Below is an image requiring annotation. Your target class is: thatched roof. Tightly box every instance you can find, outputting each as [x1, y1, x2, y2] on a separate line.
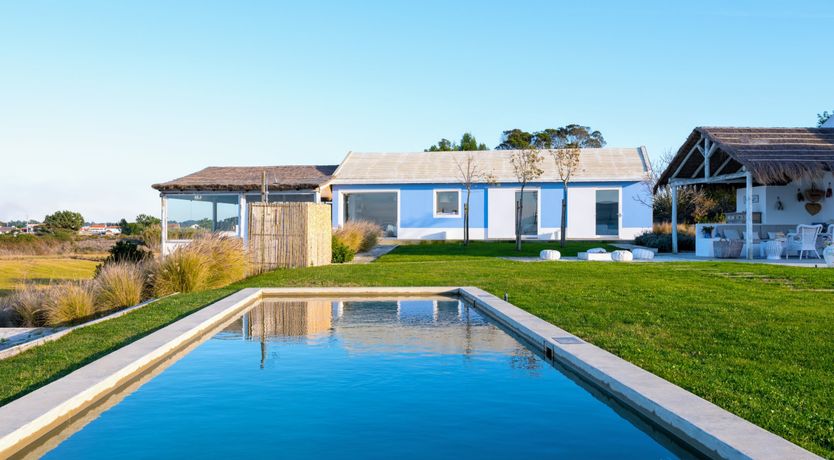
[152, 165, 338, 192]
[656, 127, 834, 191]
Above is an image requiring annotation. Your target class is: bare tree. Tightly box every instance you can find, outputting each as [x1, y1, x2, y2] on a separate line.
[510, 149, 544, 251]
[549, 147, 582, 248]
[454, 153, 495, 246]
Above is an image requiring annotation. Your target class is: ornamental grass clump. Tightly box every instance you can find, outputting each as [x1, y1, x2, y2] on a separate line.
[2, 284, 48, 327]
[152, 234, 246, 296]
[44, 282, 96, 326]
[94, 262, 145, 310]
[334, 220, 382, 253]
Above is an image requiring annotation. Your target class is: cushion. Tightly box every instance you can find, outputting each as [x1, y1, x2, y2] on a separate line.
[539, 249, 561, 261]
[723, 229, 740, 240]
[587, 247, 607, 254]
[632, 248, 655, 260]
[611, 250, 633, 262]
[768, 231, 786, 240]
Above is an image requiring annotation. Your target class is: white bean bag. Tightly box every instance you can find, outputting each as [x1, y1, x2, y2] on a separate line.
[540, 249, 561, 261]
[587, 247, 608, 254]
[632, 248, 655, 260]
[611, 250, 633, 262]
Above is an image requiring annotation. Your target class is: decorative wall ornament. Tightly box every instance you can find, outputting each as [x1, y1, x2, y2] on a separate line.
[797, 188, 805, 202]
[827, 183, 832, 198]
[805, 202, 822, 215]
[775, 196, 784, 210]
[805, 185, 825, 202]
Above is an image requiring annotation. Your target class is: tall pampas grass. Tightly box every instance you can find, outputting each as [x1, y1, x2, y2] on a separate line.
[2, 283, 48, 327]
[334, 220, 382, 253]
[44, 282, 96, 326]
[153, 234, 247, 296]
[94, 262, 145, 310]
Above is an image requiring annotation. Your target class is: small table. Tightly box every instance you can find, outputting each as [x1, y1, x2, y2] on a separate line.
[763, 240, 783, 260]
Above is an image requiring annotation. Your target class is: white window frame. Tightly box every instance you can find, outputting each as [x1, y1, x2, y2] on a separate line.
[433, 189, 462, 218]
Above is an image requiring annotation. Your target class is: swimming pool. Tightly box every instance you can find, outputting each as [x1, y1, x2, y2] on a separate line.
[27, 296, 696, 459]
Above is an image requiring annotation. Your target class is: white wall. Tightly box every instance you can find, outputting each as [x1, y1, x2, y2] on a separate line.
[736, 172, 834, 225]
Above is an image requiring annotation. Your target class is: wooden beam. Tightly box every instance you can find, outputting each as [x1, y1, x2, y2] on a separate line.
[670, 170, 748, 186]
[745, 172, 754, 260]
[671, 186, 678, 254]
[713, 155, 734, 177]
[690, 163, 705, 178]
[671, 140, 702, 179]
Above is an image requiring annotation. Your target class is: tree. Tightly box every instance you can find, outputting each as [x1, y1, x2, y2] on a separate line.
[819, 110, 833, 127]
[426, 132, 488, 152]
[496, 129, 534, 150]
[510, 149, 544, 251]
[136, 214, 161, 228]
[43, 210, 84, 231]
[549, 147, 582, 247]
[454, 153, 495, 246]
[534, 124, 606, 149]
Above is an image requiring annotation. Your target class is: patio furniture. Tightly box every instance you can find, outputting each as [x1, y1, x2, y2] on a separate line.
[540, 249, 561, 261]
[632, 248, 655, 260]
[611, 250, 633, 262]
[785, 224, 823, 259]
[713, 239, 744, 258]
[763, 240, 783, 260]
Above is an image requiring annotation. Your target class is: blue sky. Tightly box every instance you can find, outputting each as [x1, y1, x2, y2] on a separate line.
[1, 0, 832, 222]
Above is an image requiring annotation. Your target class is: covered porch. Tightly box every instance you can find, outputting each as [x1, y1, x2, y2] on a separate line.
[656, 127, 834, 260]
[152, 165, 337, 255]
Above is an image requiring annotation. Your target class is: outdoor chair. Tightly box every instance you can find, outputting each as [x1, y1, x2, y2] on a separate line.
[785, 224, 823, 259]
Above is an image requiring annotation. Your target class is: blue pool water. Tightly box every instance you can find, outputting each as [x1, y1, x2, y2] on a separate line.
[41, 298, 691, 459]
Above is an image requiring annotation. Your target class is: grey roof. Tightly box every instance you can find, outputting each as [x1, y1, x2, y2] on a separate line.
[152, 165, 338, 192]
[331, 148, 651, 184]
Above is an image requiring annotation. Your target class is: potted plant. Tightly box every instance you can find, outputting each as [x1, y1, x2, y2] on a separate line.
[701, 226, 714, 238]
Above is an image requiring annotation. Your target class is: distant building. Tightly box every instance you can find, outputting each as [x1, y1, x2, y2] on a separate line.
[0, 226, 15, 235]
[79, 224, 122, 236]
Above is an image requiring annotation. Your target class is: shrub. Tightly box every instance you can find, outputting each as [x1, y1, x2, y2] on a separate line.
[331, 235, 355, 263]
[43, 210, 84, 231]
[334, 220, 382, 253]
[44, 282, 96, 326]
[152, 234, 246, 296]
[635, 230, 695, 252]
[1, 284, 48, 327]
[106, 240, 152, 264]
[140, 224, 162, 253]
[94, 262, 145, 310]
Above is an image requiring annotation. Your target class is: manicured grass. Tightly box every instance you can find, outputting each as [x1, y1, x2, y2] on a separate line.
[0, 257, 100, 296]
[1, 245, 833, 456]
[382, 240, 618, 261]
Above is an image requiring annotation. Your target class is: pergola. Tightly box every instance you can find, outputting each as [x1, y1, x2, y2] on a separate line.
[655, 127, 834, 258]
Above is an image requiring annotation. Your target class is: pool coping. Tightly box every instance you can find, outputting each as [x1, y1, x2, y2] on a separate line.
[0, 286, 820, 459]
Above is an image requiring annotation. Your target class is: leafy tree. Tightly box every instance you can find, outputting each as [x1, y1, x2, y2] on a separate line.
[454, 153, 495, 246]
[534, 124, 606, 148]
[136, 214, 161, 228]
[818, 110, 833, 127]
[44, 210, 84, 231]
[120, 214, 162, 235]
[496, 129, 534, 150]
[550, 147, 583, 247]
[426, 132, 488, 152]
[510, 149, 544, 251]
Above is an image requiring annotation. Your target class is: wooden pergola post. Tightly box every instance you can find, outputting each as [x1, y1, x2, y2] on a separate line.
[671, 184, 678, 254]
[160, 194, 168, 257]
[745, 171, 753, 260]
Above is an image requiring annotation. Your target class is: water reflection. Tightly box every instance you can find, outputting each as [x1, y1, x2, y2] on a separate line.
[219, 297, 528, 365]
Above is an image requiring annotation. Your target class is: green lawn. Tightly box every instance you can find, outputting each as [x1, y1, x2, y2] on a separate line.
[379, 240, 618, 261]
[1, 244, 833, 456]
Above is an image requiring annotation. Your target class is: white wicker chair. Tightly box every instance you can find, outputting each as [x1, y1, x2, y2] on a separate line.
[786, 224, 823, 259]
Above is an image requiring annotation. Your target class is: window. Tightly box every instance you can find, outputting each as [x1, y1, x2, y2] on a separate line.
[515, 190, 538, 236]
[166, 193, 240, 240]
[344, 192, 398, 237]
[434, 190, 460, 217]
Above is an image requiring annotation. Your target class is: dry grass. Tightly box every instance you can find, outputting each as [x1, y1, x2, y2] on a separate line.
[44, 282, 96, 326]
[152, 234, 247, 296]
[334, 220, 382, 253]
[1, 283, 48, 327]
[94, 262, 145, 310]
[652, 222, 696, 237]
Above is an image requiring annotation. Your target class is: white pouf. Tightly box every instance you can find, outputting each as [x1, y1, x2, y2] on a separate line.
[540, 249, 561, 261]
[587, 247, 607, 254]
[611, 250, 633, 262]
[632, 248, 655, 260]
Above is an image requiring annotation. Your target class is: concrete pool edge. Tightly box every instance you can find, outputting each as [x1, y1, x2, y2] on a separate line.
[457, 286, 819, 460]
[0, 286, 819, 460]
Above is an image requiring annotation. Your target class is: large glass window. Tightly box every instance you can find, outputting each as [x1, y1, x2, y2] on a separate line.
[515, 190, 538, 236]
[435, 190, 460, 217]
[595, 189, 619, 236]
[344, 192, 398, 237]
[166, 194, 240, 240]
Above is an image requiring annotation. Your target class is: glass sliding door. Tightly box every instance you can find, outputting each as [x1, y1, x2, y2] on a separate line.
[595, 189, 619, 236]
[514, 190, 538, 236]
[344, 192, 398, 237]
